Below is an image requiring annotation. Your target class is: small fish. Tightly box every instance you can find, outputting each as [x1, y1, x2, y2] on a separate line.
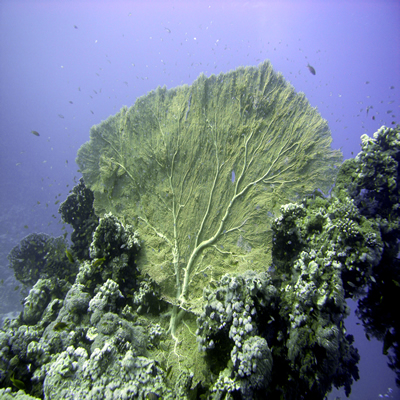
[306, 63, 316, 75]
[14, 285, 20, 291]
[54, 322, 69, 331]
[74, 25, 78, 29]
[90, 110, 94, 114]
[24, 225, 29, 229]
[10, 373, 25, 390]
[93, 257, 106, 267]
[307, 64, 316, 75]
[31, 130, 40, 136]
[65, 249, 75, 263]
[58, 114, 64, 118]
[372, 116, 375, 120]
[55, 200, 60, 205]
[69, 101, 73, 104]
[164, 27, 171, 33]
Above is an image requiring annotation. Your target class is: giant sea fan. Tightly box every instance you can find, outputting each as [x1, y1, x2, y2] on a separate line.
[76, 61, 342, 337]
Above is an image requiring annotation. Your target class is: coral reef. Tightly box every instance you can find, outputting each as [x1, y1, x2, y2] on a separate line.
[7, 233, 77, 287]
[0, 212, 176, 399]
[75, 212, 141, 301]
[196, 271, 276, 399]
[195, 263, 359, 399]
[270, 198, 364, 397]
[2, 55, 398, 399]
[336, 125, 400, 386]
[58, 178, 99, 260]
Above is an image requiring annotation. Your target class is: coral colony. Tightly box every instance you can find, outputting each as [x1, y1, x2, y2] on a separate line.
[1, 62, 399, 399]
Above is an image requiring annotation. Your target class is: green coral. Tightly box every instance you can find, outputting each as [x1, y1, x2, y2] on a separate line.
[76, 61, 342, 342]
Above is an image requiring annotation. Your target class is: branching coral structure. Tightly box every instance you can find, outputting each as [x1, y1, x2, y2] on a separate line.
[76, 61, 342, 342]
